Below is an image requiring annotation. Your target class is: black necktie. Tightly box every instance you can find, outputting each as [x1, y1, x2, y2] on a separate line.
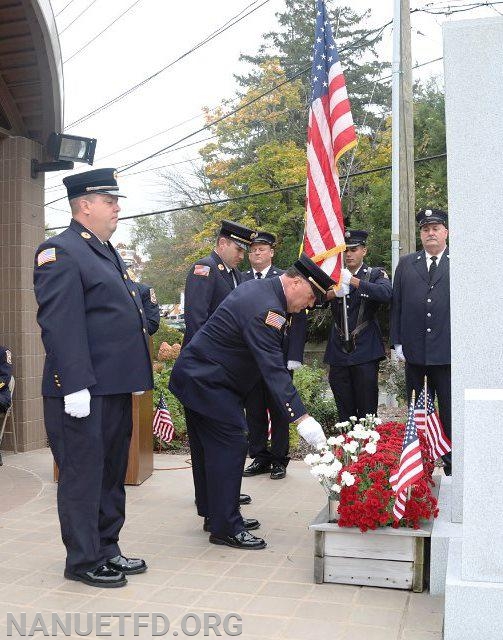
[255, 272, 262, 279]
[429, 255, 438, 282]
[229, 269, 237, 288]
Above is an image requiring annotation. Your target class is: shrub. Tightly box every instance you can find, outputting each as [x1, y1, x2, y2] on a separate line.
[293, 361, 338, 431]
[153, 319, 184, 354]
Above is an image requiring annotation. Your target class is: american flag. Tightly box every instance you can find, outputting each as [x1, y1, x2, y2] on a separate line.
[390, 400, 424, 521]
[153, 393, 174, 444]
[414, 388, 451, 460]
[303, 0, 357, 281]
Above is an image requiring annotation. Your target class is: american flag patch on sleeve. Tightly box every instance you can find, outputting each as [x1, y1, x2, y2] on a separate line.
[194, 264, 210, 276]
[37, 248, 56, 266]
[264, 310, 286, 330]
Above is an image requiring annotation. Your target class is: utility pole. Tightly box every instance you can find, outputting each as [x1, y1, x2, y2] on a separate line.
[391, 0, 416, 277]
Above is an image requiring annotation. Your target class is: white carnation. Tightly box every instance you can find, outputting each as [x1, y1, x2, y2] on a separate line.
[329, 459, 343, 474]
[365, 442, 377, 454]
[349, 416, 357, 422]
[326, 436, 337, 446]
[341, 471, 356, 487]
[330, 483, 341, 493]
[369, 430, 381, 441]
[320, 451, 335, 464]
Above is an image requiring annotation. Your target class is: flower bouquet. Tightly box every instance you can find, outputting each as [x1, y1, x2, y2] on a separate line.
[305, 415, 438, 532]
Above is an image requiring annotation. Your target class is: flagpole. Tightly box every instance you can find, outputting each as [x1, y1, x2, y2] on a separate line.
[340, 253, 352, 351]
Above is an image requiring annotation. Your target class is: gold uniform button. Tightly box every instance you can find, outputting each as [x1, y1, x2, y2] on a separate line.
[142, 328, 146, 334]
[123, 274, 128, 279]
[139, 309, 143, 314]
[131, 290, 136, 297]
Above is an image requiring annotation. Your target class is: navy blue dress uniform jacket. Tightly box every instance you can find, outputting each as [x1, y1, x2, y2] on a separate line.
[34, 219, 154, 397]
[137, 283, 161, 335]
[324, 264, 392, 367]
[390, 249, 450, 365]
[169, 278, 307, 425]
[182, 250, 243, 347]
[242, 266, 307, 363]
[0, 346, 12, 410]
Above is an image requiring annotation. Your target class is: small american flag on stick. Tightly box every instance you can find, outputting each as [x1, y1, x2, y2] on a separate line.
[390, 395, 424, 521]
[153, 393, 174, 444]
[303, 0, 357, 282]
[414, 387, 451, 461]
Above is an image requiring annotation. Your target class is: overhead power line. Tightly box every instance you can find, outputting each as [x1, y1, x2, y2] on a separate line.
[56, 0, 78, 18]
[45, 153, 446, 231]
[59, 0, 99, 35]
[65, 0, 272, 129]
[63, 0, 144, 64]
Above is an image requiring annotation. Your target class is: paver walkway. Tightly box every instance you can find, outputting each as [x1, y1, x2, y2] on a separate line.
[0, 450, 444, 639]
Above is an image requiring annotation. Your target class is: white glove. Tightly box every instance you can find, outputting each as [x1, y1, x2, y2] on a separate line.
[335, 283, 350, 298]
[132, 391, 145, 395]
[287, 360, 302, 371]
[297, 416, 327, 448]
[64, 388, 91, 418]
[340, 268, 352, 286]
[394, 344, 406, 362]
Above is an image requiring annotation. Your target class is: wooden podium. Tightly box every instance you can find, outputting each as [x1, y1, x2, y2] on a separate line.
[53, 391, 154, 485]
[125, 391, 154, 485]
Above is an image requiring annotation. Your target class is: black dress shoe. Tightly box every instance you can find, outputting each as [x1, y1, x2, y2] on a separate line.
[270, 463, 286, 480]
[209, 530, 267, 550]
[203, 517, 260, 532]
[239, 493, 252, 505]
[243, 460, 271, 477]
[107, 555, 147, 575]
[64, 564, 127, 588]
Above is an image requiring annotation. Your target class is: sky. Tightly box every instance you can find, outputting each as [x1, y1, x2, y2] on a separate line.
[45, 0, 501, 244]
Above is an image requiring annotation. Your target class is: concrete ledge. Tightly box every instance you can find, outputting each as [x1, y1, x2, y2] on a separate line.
[445, 538, 503, 640]
[430, 476, 463, 595]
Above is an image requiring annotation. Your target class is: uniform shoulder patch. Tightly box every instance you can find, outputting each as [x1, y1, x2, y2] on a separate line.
[264, 310, 286, 330]
[5, 349, 11, 364]
[194, 264, 210, 277]
[37, 248, 56, 267]
[150, 288, 157, 304]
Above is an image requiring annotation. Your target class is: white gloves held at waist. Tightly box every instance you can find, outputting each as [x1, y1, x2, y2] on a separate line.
[287, 360, 302, 371]
[297, 416, 327, 448]
[393, 344, 406, 362]
[64, 388, 91, 418]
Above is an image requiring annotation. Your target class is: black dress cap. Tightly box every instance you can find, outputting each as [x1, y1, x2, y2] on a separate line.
[294, 253, 336, 300]
[251, 231, 276, 247]
[416, 208, 448, 228]
[63, 168, 126, 200]
[344, 229, 368, 247]
[219, 220, 257, 250]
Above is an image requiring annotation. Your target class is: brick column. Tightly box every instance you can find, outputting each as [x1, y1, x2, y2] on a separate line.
[0, 136, 46, 451]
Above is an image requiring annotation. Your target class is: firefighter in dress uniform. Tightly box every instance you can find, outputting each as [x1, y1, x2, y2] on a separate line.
[34, 169, 153, 587]
[169, 254, 332, 549]
[324, 229, 392, 421]
[241, 231, 308, 480]
[390, 208, 451, 475]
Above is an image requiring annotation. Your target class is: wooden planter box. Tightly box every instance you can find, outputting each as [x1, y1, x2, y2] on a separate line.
[309, 482, 438, 592]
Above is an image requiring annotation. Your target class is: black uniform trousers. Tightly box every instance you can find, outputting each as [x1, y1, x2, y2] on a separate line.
[246, 378, 290, 467]
[44, 394, 132, 573]
[328, 360, 379, 422]
[405, 363, 452, 471]
[185, 407, 247, 537]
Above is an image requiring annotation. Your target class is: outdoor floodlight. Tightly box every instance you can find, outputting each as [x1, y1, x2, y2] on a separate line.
[31, 132, 97, 179]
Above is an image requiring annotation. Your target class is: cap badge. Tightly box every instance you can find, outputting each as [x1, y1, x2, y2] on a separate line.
[250, 232, 258, 239]
[425, 210, 432, 217]
[345, 230, 351, 238]
[113, 170, 118, 180]
[81, 232, 91, 239]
